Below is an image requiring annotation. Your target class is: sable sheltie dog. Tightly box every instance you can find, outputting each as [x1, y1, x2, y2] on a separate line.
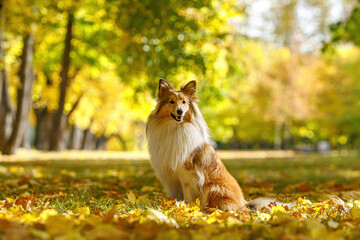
[146, 79, 248, 211]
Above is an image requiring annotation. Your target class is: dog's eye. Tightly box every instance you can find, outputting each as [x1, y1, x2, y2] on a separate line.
[182, 100, 186, 104]
[169, 100, 175, 104]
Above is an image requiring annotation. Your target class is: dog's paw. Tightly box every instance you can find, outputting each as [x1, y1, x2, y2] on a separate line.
[240, 206, 251, 214]
[184, 161, 193, 170]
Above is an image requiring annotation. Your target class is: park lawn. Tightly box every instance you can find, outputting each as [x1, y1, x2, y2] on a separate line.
[0, 153, 360, 239]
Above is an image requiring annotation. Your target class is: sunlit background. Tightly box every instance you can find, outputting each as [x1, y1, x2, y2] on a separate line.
[0, 0, 359, 154]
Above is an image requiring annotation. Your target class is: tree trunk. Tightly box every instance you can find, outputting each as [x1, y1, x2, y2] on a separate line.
[68, 125, 84, 149]
[0, 69, 2, 105]
[82, 128, 97, 150]
[96, 136, 107, 150]
[3, 34, 35, 154]
[0, 0, 3, 106]
[117, 134, 128, 151]
[283, 119, 291, 150]
[274, 121, 282, 150]
[34, 107, 54, 150]
[21, 120, 31, 149]
[0, 1, 13, 152]
[0, 70, 13, 151]
[50, 13, 73, 151]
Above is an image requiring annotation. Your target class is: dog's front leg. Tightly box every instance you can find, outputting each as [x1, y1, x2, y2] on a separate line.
[184, 148, 198, 171]
[164, 178, 184, 201]
[180, 180, 194, 203]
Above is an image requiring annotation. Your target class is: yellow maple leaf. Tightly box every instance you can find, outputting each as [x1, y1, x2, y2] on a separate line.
[145, 208, 178, 227]
[125, 191, 137, 205]
[140, 186, 156, 192]
[129, 209, 142, 216]
[39, 209, 58, 221]
[270, 205, 287, 215]
[350, 206, 360, 219]
[74, 206, 90, 215]
[257, 210, 271, 221]
[206, 211, 221, 224]
[296, 198, 312, 206]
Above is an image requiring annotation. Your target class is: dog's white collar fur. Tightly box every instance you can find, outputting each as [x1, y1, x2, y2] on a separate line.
[147, 103, 209, 171]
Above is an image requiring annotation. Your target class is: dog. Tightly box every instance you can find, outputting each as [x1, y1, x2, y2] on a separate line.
[146, 79, 248, 211]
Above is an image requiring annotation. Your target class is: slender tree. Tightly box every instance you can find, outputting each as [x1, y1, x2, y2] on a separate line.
[3, 34, 35, 154]
[50, 12, 73, 151]
[0, 1, 13, 152]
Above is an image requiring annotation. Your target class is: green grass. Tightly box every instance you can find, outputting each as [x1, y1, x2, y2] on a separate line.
[1, 154, 360, 239]
[1, 155, 360, 210]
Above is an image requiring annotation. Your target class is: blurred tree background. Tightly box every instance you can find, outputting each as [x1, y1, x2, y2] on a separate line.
[0, 0, 359, 154]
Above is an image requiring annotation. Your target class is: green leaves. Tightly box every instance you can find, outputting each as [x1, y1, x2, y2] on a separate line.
[327, 5, 360, 48]
[3, 0, 360, 151]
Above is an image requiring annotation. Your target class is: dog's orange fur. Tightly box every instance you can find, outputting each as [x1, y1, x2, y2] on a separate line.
[184, 143, 248, 211]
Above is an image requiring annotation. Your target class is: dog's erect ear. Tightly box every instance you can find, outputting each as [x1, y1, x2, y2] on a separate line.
[158, 78, 173, 99]
[181, 80, 197, 100]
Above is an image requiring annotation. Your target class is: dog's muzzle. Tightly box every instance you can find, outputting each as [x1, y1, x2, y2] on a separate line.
[171, 113, 183, 122]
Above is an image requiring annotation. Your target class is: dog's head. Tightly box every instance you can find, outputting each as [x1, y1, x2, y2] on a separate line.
[156, 78, 198, 123]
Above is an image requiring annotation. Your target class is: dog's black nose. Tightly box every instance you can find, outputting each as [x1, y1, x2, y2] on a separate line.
[177, 109, 183, 115]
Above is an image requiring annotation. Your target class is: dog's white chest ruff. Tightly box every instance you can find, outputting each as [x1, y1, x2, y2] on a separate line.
[147, 121, 207, 172]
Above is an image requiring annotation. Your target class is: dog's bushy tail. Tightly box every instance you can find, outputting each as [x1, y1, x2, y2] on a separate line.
[246, 198, 294, 211]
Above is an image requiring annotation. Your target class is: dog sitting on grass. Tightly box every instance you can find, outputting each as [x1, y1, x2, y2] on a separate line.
[146, 79, 249, 211]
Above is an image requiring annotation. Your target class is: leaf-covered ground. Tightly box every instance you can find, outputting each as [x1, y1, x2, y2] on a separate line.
[1, 153, 360, 239]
